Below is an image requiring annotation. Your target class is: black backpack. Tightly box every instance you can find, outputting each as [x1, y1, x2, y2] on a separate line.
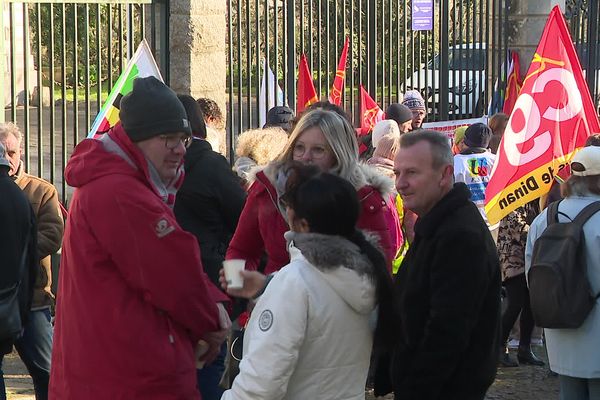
[528, 200, 600, 329]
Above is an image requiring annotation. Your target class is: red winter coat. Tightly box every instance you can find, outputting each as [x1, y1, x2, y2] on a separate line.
[49, 126, 227, 400]
[226, 164, 395, 274]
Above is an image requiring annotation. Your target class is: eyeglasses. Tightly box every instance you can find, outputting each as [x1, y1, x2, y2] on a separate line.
[160, 134, 192, 149]
[292, 143, 330, 160]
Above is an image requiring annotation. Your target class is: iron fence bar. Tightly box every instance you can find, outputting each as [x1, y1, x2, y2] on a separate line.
[586, 0, 599, 102]
[387, 0, 392, 106]
[439, 0, 449, 119]
[84, 4, 90, 134]
[36, 3, 43, 177]
[128, 3, 134, 58]
[344, 0, 355, 117]
[286, 0, 296, 109]
[23, 3, 31, 171]
[150, 2, 156, 53]
[457, 0, 463, 117]
[108, 4, 113, 89]
[471, 0, 477, 114]
[309, 0, 313, 74]
[490, 0, 496, 114]
[49, 3, 56, 187]
[357, 0, 362, 107]
[255, 0, 260, 125]
[325, 0, 330, 99]
[264, 0, 269, 117]
[61, 3, 67, 200]
[10, 5, 17, 122]
[227, 0, 234, 162]
[282, 0, 288, 103]
[140, 4, 145, 41]
[237, 0, 243, 133]
[367, 0, 375, 98]
[96, 3, 101, 114]
[246, 0, 251, 128]
[273, 0, 278, 105]
[118, 4, 124, 70]
[73, 4, 79, 144]
[317, 0, 322, 96]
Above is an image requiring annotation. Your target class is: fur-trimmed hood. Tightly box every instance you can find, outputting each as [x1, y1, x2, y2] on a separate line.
[250, 161, 394, 199]
[284, 231, 377, 314]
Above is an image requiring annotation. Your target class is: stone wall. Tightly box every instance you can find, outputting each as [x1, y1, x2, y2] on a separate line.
[169, 0, 227, 120]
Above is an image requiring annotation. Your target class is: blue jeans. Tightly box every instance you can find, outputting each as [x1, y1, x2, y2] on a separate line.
[559, 375, 600, 400]
[0, 309, 53, 400]
[197, 342, 227, 400]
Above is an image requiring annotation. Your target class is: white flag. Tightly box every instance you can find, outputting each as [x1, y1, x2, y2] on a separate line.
[258, 59, 284, 127]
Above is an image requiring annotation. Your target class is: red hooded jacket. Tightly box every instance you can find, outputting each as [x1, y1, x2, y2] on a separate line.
[226, 165, 395, 274]
[49, 126, 227, 400]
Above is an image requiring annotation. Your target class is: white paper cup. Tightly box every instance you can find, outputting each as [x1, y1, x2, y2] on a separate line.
[223, 259, 245, 289]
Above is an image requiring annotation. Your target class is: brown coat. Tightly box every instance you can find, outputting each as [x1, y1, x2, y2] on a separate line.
[14, 163, 64, 308]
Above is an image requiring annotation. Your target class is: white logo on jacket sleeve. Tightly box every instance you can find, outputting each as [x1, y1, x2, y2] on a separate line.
[258, 310, 273, 331]
[155, 218, 175, 238]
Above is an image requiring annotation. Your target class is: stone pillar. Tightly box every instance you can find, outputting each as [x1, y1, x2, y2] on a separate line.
[169, 0, 227, 119]
[507, 0, 565, 76]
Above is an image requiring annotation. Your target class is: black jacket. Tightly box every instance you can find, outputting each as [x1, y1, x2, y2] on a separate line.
[0, 167, 37, 354]
[375, 183, 501, 400]
[174, 139, 246, 286]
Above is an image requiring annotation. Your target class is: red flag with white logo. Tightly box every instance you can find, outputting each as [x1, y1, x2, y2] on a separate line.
[359, 85, 383, 133]
[329, 37, 349, 106]
[485, 6, 600, 225]
[297, 54, 318, 114]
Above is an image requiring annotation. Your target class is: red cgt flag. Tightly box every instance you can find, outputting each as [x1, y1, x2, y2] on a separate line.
[502, 51, 523, 115]
[297, 54, 319, 114]
[328, 37, 349, 106]
[485, 6, 600, 225]
[359, 85, 383, 134]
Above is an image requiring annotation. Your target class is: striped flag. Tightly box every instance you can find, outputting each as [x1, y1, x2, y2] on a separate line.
[296, 54, 318, 114]
[328, 37, 349, 106]
[88, 40, 163, 138]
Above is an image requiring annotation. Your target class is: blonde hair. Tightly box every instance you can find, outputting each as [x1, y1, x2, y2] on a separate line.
[272, 109, 366, 188]
[373, 134, 400, 161]
[0, 122, 22, 146]
[235, 127, 288, 166]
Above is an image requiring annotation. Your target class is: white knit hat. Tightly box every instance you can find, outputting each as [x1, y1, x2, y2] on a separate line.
[372, 120, 400, 149]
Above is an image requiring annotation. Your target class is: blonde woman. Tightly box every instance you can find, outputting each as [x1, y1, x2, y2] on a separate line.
[226, 109, 395, 274]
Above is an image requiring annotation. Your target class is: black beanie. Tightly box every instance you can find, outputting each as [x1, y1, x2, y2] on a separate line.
[463, 123, 493, 148]
[119, 76, 191, 142]
[385, 103, 413, 125]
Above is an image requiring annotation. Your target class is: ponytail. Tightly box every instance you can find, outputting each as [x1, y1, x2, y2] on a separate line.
[348, 230, 397, 348]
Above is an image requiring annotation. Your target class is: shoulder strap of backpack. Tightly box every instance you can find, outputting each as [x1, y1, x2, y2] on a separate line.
[546, 200, 561, 226]
[572, 201, 600, 229]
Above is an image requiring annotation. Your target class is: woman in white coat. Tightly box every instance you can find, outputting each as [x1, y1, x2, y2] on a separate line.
[220, 164, 396, 400]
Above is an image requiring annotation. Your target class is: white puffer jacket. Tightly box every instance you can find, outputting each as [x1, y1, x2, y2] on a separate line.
[221, 231, 377, 400]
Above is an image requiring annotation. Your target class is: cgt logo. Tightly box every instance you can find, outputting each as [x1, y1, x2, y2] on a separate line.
[502, 67, 582, 168]
[468, 157, 492, 177]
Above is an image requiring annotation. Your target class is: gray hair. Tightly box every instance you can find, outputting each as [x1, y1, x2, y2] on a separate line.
[273, 109, 366, 188]
[563, 175, 600, 197]
[0, 122, 22, 146]
[399, 129, 453, 169]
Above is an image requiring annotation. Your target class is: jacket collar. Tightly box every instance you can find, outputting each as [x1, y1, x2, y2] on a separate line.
[284, 231, 375, 278]
[414, 182, 472, 238]
[101, 125, 184, 207]
[13, 160, 25, 183]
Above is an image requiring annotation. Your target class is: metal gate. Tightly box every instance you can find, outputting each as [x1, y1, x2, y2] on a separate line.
[226, 0, 600, 140]
[226, 0, 497, 140]
[1, 0, 169, 203]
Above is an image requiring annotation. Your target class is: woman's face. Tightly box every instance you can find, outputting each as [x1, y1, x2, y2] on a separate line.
[291, 127, 337, 171]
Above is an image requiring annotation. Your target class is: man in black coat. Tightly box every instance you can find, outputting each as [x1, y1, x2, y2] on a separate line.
[0, 143, 37, 359]
[375, 130, 501, 400]
[174, 95, 246, 400]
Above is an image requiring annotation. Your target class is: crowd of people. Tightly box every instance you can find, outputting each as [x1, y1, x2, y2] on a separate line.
[1, 76, 599, 400]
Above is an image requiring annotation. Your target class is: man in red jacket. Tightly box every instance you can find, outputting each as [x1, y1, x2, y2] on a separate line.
[49, 77, 230, 400]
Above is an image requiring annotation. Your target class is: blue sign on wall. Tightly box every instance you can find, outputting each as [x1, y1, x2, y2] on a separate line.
[412, 0, 434, 31]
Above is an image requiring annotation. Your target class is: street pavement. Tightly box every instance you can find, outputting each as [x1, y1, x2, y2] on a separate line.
[4, 347, 558, 399]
